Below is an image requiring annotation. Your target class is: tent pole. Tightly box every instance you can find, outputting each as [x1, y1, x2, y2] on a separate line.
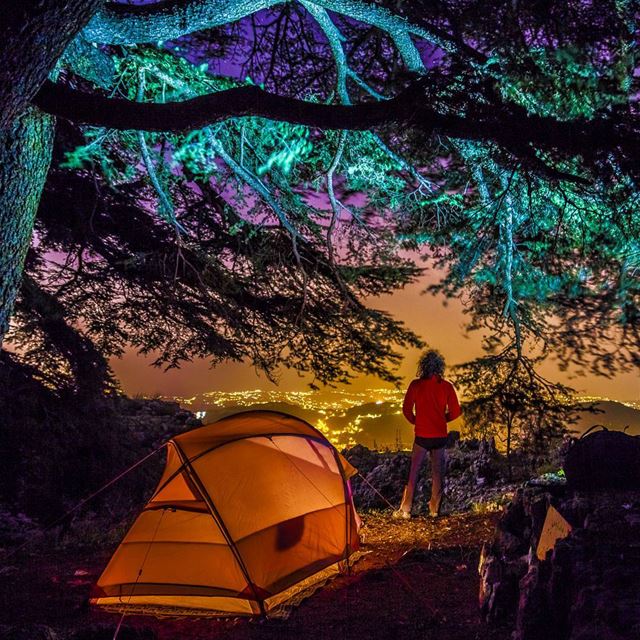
[172, 441, 267, 618]
[330, 448, 353, 575]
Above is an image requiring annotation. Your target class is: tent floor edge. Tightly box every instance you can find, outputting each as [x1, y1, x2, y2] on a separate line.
[90, 595, 259, 618]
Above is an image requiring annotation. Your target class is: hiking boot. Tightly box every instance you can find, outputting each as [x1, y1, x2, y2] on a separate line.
[392, 509, 411, 520]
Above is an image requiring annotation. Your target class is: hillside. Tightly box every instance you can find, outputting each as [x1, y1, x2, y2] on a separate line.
[574, 401, 640, 435]
[187, 391, 639, 448]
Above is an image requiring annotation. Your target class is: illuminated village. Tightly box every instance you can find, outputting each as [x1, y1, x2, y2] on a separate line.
[161, 389, 640, 449]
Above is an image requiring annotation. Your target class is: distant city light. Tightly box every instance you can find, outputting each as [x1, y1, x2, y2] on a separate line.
[158, 388, 407, 448]
[153, 390, 637, 450]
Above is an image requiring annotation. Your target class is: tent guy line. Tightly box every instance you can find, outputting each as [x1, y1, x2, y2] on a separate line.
[1, 444, 167, 561]
[112, 509, 167, 640]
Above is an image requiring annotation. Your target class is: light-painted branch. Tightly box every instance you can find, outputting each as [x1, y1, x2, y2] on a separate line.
[210, 134, 300, 241]
[326, 130, 347, 261]
[302, 4, 376, 243]
[84, 0, 283, 45]
[372, 133, 434, 194]
[500, 183, 522, 358]
[303, 3, 433, 220]
[143, 65, 304, 259]
[136, 68, 187, 234]
[305, 7, 428, 178]
[471, 158, 523, 359]
[325, 130, 361, 303]
[84, 0, 440, 73]
[300, 2, 351, 104]
[346, 69, 385, 100]
[303, 6, 433, 195]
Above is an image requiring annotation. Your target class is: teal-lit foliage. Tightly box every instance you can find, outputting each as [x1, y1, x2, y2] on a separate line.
[65, 46, 423, 221]
[61, 43, 434, 303]
[15, 0, 639, 397]
[495, 45, 633, 120]
[255, 124, 313, 176]
[26, 38, 432, 387]
[407, 139, 640, 377]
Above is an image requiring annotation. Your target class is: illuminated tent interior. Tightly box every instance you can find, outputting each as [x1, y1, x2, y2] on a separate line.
[91, 410, 361, 617]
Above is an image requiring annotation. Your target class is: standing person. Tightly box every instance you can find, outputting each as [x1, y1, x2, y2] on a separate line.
[393, 350, 461, 519]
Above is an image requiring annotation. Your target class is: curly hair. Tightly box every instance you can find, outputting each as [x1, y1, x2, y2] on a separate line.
[417, 349, 445, 379]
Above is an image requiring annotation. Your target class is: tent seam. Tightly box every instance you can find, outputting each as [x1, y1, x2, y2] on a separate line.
[172, 440, 267, 617]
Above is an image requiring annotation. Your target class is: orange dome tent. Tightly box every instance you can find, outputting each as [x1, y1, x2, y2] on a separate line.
[91, 410, 360, 618]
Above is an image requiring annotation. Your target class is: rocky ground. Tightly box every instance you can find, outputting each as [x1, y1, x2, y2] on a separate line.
[0, 425, 528, 640]
[479, 482, 640, 640]
[10, 396, 627, 640]
[1, 409, 527, 549]
[347, 437, 521, 515]
[0, 396, 200, 549]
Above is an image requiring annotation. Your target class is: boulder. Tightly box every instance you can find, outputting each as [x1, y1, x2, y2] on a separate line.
[563, 428, 640, 491]
[356, 453, 411, 510]
[347, 441, 518, 514]
[480, 488, 640, 640]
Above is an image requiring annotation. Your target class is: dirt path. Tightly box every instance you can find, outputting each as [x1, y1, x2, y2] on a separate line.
[2, 512, 513, 639]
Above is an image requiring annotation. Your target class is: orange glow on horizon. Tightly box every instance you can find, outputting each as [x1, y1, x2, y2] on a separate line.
[111, 268, 639, 403]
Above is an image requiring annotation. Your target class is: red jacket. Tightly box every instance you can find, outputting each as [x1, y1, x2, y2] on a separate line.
[402, 376, 461, 438]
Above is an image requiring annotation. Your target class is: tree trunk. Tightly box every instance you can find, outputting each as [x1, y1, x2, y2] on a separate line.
[0, 108, 55, 346]
[0, 2, 104, 130]
[0, 2, 104, 345]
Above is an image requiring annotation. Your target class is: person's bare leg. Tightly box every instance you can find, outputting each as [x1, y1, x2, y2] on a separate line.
[429, 448, 446, 515]
[399, 443, 427, 513]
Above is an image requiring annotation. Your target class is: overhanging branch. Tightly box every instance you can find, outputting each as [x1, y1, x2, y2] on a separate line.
[84, 0, 450, 62]
[33, 78, 426, 131]
[33, 79, 630, 184]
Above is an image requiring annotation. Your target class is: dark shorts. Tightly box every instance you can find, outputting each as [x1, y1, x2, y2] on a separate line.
[414, 436, 448, 450]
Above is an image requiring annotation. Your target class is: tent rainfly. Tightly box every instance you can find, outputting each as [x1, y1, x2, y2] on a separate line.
[91, 410, 360, 617]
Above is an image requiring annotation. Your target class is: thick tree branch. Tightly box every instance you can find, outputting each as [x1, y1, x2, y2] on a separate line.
[301, 2, 352, 103]
[33, 79, 630, 182]
[84, 0, 282, 44]
[34, 78, 422, 131]
[84, 0, 448, 66]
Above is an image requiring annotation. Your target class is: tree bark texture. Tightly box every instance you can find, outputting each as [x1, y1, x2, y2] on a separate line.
[0, 1, 104, 130]
[0, 108, 55, 346]
[0, 2, 103, 344]
[84, 0, 282, 44]
[83, 0, 440, 64]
